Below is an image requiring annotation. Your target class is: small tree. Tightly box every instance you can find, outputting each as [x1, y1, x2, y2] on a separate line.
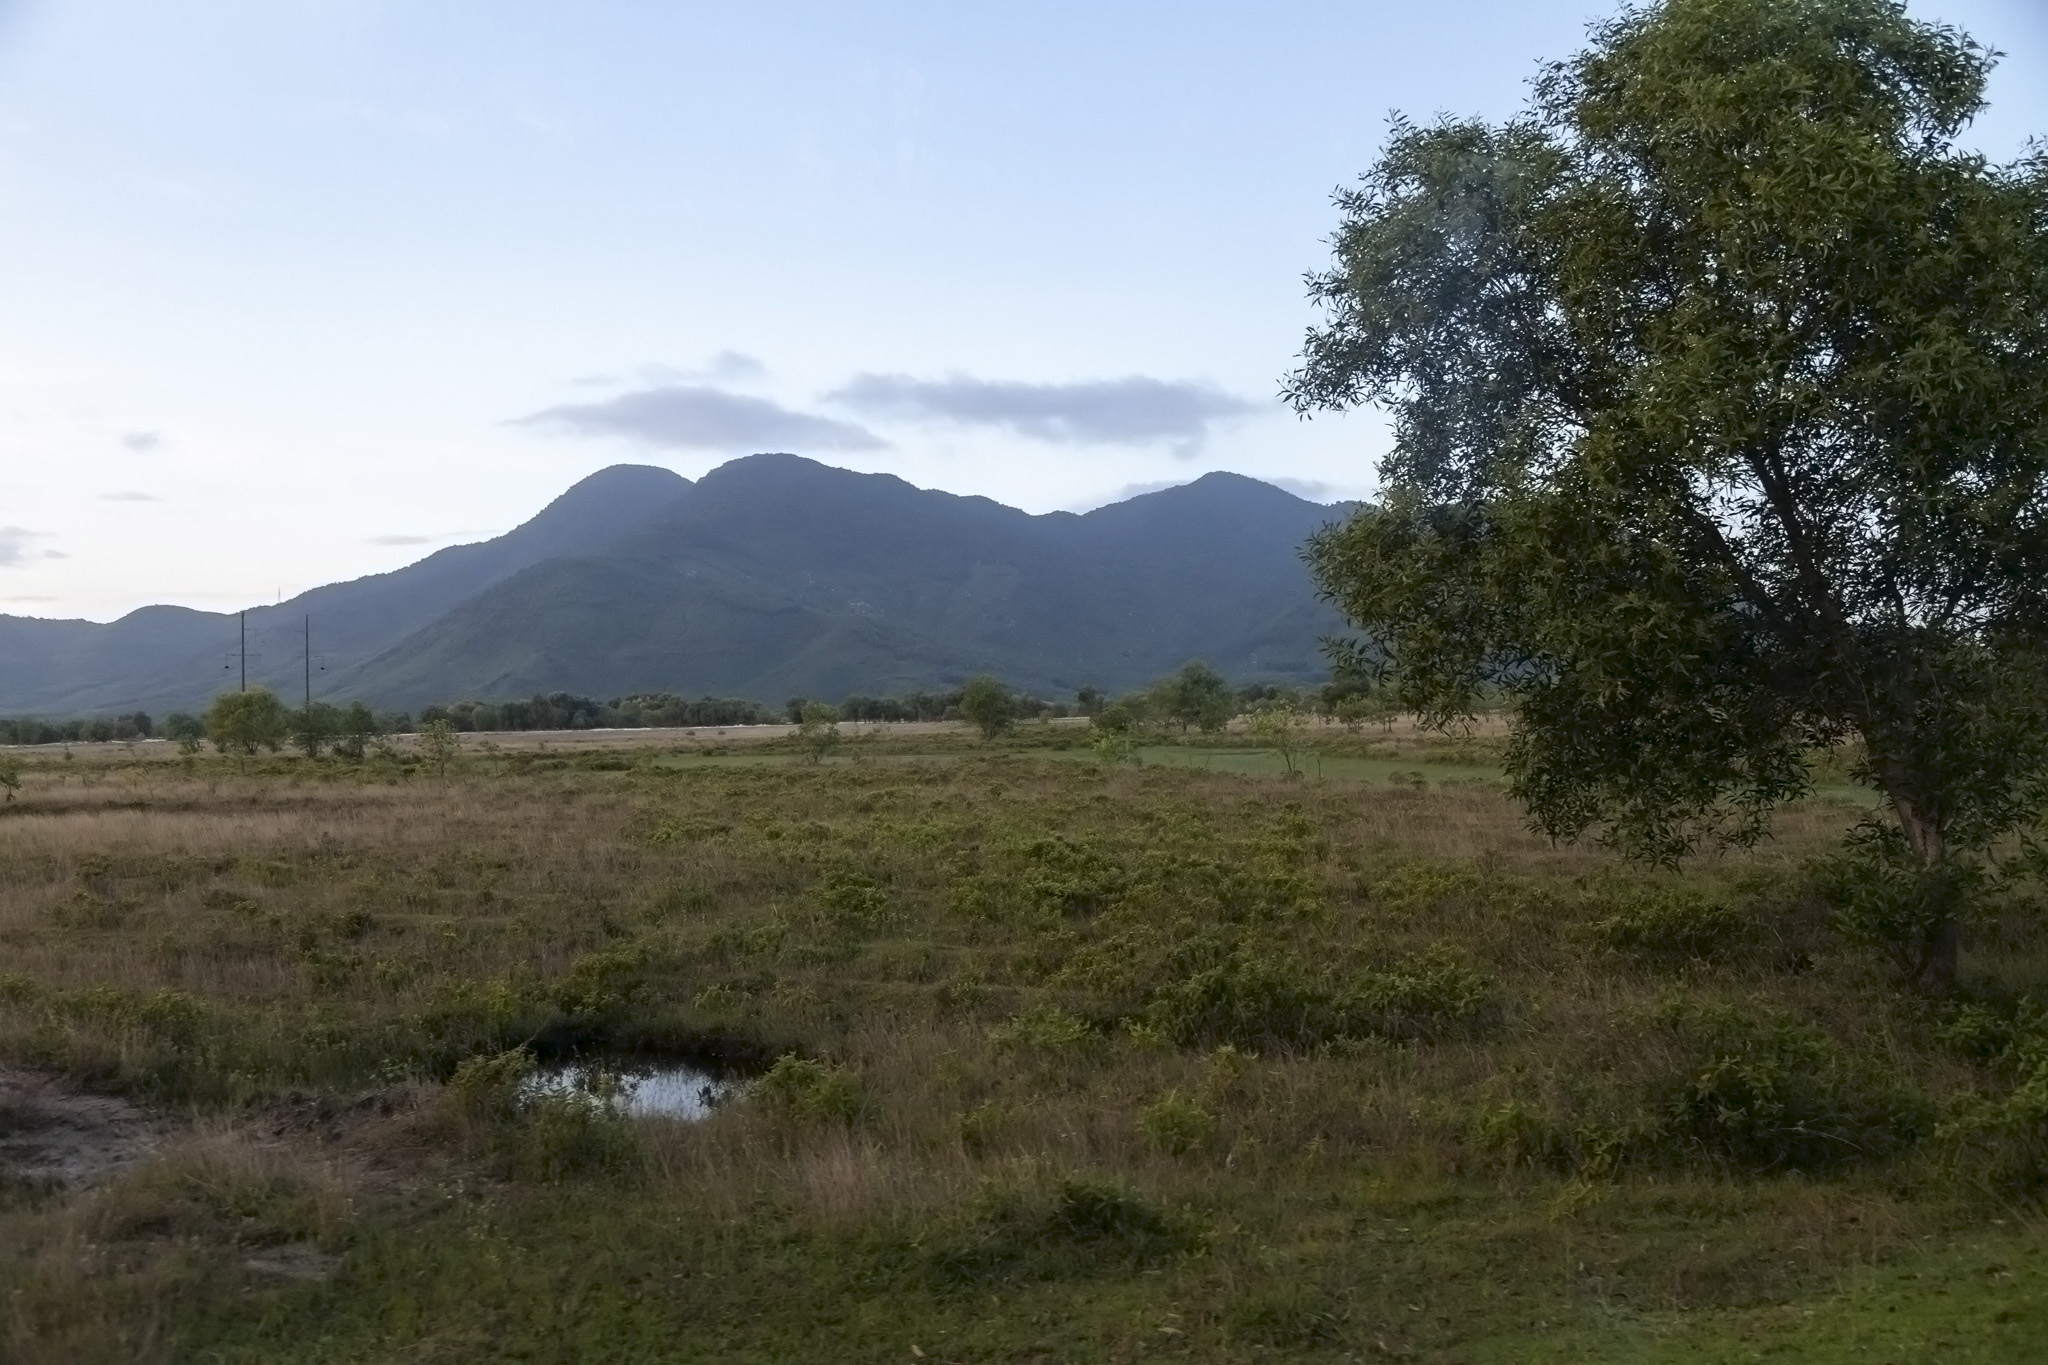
[1150, 662, 1235, 734]
[417, 718, 461, 779]
[332, 701, 378, 760]
[958, 675, 1015, 739]
[0, 755, 19, 802]
[162, 712, 206, 756]
[290, 701, 341, 759]
[1248, 699, 1308, 777]
[206, 689, 289, 757]
[796, 702, 841, 764]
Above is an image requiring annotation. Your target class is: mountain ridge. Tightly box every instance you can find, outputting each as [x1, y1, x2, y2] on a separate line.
[2, 456, 1350, 714]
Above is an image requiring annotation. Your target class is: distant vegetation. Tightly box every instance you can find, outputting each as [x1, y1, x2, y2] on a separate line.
[1, 668, 1388, 750]
[0, 712, 157, 745]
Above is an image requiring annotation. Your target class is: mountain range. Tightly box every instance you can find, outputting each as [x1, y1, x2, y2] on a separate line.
[0, 454, 1351, 716]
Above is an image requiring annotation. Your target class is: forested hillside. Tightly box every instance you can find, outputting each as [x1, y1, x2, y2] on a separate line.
[0, 456, 1344, 715]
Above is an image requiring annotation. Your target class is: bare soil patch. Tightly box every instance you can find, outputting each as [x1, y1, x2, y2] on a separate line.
[0, 1066, 164, 1190]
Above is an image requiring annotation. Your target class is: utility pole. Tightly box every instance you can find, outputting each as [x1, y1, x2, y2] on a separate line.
[304, 615, 311, 711]
[224, 613, 262, 691]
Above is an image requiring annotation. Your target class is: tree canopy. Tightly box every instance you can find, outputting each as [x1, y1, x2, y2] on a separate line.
[206, 689, 290, 757]
[1289, 0, 2048, 987]
[958, 676, 1016, 739]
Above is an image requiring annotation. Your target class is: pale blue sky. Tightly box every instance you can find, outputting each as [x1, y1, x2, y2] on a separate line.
[2, 0, 2042, 620]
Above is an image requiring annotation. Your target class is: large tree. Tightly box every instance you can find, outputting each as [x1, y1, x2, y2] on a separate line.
[1288, 0, 2048, 988]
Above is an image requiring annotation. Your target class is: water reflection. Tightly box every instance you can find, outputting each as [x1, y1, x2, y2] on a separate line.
[521, 1059, 741, 1120]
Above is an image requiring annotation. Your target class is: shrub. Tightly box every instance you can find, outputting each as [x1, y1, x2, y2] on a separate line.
[516, 1091, 642, 1182]
[1046, 1176, 1193, 1252]
[445, 1046, 535, 1124]
[1590, 888, 1761, 964]
[1475, 1001, 1928, 1176]
[816, 870, 892, 929]
[1658, 1002, 1927, 1172]
[989, 1005, 1098, 1052]
[1137, 1090, 1216, 1155]
[1816, 823, 1986, 984]
[1934, 999, 2048, 1192]
[927, 1176, 1207, 1285]
[754, 1053, 865, 1123]
[1141, 948, 1489, 1051]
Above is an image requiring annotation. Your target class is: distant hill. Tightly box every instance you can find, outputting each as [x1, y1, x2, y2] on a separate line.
[0, 455, 1350, 715]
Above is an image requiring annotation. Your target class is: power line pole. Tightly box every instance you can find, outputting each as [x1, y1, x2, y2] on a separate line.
[304, 615, 311, 711]
[240, 611, 247, 693]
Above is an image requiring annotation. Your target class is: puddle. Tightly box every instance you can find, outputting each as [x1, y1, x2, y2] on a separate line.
[520, 1059, 742, 1120]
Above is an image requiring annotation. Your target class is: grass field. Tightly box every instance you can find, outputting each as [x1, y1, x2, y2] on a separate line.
[1, 724, 2041, 1361]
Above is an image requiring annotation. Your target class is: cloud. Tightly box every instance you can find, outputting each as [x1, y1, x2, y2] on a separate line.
[368, 533, 440, 546]
[519, 385, 886, 453]
[573, 352, 767, 390]
[101, 490, 161, 502]
[826, 373, 1259, 452]
[1108, 479, 1189, 501]
[1266, 477, 1332, 501]
[0, 526, 48, 568]
[121, 431, 163, 453]
[700, 350, 765, 381]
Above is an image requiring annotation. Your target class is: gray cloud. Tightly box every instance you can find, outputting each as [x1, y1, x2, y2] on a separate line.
[0, 526, 47, 568]
[101, 490, 162, 502]
[520, 385, 885, 453]
[826, 373, 1258, 452]
[700, 350, 765, 381]
[121, 431, 163, 453]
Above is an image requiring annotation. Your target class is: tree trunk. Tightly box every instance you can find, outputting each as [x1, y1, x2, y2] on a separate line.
[1879, 768, 1958, 992]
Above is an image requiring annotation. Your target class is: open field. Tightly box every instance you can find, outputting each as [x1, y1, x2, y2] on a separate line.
[1, 725, 2042, 1361]
[0, 716, 1094, 763]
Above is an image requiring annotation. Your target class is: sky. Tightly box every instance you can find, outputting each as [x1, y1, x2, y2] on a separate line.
[1, 1, 2044, 622]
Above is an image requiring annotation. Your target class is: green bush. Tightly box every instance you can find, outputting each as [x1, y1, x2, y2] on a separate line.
[1141, 948, 1488, 1050]
[1660, 1002, 1927, 1172]
[1476, 1001, 1927, 1176]
[444, 1046, 535, 1124]
[1590, 888, 1761, 963]
[816, 870, 893, 929]
[988, 1005, 1097, 1052]
[754, 1053, 866, 1123]
[1935, 999, 2048, 1192]
[516, 1090, 642, 1182]
[1137, 1090, 1216, 1155]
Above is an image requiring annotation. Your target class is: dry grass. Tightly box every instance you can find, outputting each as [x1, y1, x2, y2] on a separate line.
[0, 736, 2037, 1361]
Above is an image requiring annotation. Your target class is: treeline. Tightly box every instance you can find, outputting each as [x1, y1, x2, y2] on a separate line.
[1, 670, 1391, 750]
[0, 712, 158, 745]
[417, 692, 776, 733]
[825, 689, 1071, 724]
[795, 663, 1391, 740]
